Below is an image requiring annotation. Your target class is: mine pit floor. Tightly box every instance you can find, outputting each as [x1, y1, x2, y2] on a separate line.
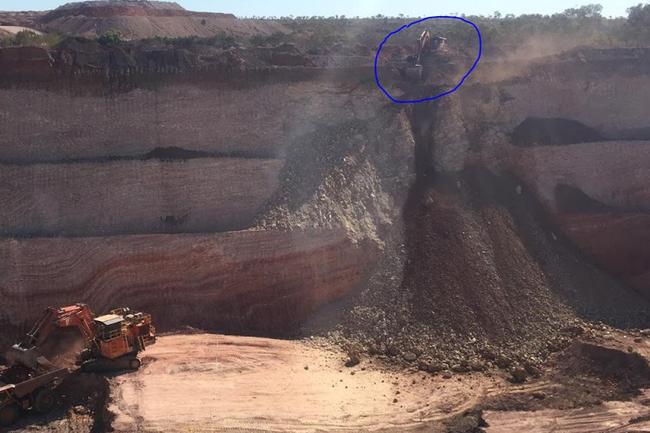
[6, 330, 650, 433]
[110, 333, 495, 432]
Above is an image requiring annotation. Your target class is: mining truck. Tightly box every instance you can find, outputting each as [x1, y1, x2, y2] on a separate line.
[7, 304, 157, 373]
[0, 366, 69, 426]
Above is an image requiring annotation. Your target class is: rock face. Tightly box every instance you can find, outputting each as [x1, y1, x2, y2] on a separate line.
[0, 158, 282, 237]
[0, 58, 410, 350]
[0, 229, 376, 346]
[509, 142, 650, 292]
[512, 142, 650, 212]
[0, 47, 53, 76]
[454, 50, 650, 295]
[0, 82, 379, 163]
[1, 39, 650, 369]
[462, 49, 650, 134]
[559, 213, 650, 293]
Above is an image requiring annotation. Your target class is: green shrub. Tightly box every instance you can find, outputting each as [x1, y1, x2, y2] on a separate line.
[147, 32, 236, 49]
[98, 29, 123, 46]
[626, 3, 650, 43]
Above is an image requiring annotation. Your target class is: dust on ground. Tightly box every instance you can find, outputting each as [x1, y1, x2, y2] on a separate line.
[97, 328, 650, 433]
[109, 333, 497, 433]
[5, 327, 650, 433]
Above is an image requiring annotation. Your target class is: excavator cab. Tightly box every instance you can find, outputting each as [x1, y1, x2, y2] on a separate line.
[81, 308, 156, 371]
[93, 314, 134, 360]
[94, 314, 125, 341]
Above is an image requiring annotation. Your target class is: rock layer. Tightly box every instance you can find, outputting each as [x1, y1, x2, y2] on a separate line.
[463, 51, 650, 133]
[0, 158, 283, 237]
[509, 141, 650, 292]
[1, 42, 649, 371]
[0, 82, 380, 163]
[559, 213, 650, 293]
[0, 229, 376, 346]
[513, 141, 650, 212]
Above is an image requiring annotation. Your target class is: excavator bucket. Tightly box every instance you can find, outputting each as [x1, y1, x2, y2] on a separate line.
[5, 344, 54, 371]
[404, 64, 424, 82]
[5, 345, 41, 371]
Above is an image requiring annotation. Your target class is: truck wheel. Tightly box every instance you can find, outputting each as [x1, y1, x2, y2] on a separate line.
[33, 388, 55, 414]
[129, 358, 141, 370]
[0, 403, 19, 426]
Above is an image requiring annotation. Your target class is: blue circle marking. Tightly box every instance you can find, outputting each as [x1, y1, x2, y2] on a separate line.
[374, 16, 483, 104]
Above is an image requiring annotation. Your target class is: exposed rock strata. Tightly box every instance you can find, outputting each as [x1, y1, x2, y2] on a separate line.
[509, 141, 650, 292]
[462, 53, 650, 133]
[559, 213, 650, 293]
[0, 82, 381, 163]
[512, 141, 650, 212]
[1, 43, 649, 369]
[0, 229, 376, 346]
[0, 158, 282, 237]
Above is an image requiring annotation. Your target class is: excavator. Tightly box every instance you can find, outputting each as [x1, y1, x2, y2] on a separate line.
[1, 304, 156, 426]
[6, 304, 156, 372]
[403, 30, 448, 82]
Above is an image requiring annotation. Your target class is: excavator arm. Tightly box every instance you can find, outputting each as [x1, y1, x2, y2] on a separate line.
[6, 304, 96, 371]
[416, 30, 432, 66]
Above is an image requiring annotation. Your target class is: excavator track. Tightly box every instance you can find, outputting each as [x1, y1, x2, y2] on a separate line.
[81, 355, 141, 373]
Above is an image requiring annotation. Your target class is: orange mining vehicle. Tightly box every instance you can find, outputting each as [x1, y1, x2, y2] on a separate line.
[1, 304, 155, 426]
[0, 366, 69, 426]
[6, 304, 156, 372]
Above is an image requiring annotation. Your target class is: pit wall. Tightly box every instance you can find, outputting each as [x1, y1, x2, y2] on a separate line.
[462, 53, 650, 294]
[0, 230, 377, 342]
[466, 49, 650, 134]
[0, 71, 414, 345]
[3, 48, 649, 345]
[0, 158, 282, 237]
[402, 50, 650, 295]
[0, 80, 380, 162]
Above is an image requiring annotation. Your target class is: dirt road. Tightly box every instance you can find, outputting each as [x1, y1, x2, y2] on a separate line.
[485, 397, 650, 433]
[109, 334, 497, 433]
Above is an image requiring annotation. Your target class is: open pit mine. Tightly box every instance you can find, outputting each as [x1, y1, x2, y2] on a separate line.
[1, 1, 650, 432]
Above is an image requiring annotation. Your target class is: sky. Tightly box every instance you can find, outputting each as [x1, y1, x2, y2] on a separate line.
[1, 0, 636, 18]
